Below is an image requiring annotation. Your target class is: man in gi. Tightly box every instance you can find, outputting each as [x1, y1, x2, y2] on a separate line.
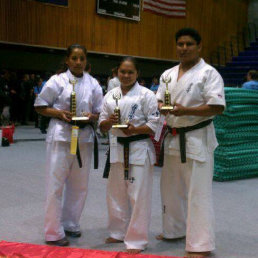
[156, 28, 225, 257]
[107, 67, 120, 92]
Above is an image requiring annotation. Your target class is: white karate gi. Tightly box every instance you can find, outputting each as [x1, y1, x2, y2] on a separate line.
[99, 82, 159, 250]
[35, 69, 103, 241]
[107, 77, 120, 92]
[156, 59, 225, 252]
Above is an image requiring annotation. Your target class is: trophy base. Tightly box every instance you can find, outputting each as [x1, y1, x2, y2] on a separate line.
[72, 117, 89, 121]
[161, 106, 174, 111]
[112, 124, 129, 129]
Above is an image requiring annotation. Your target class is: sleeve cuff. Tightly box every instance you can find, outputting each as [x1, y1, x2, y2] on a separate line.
[34, 97, 49, 107]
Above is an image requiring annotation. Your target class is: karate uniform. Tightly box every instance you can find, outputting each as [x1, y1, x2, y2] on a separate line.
[107, 77, 120, 92]
[99, 82, 159, 250]
[34, 69, 103, 241]
[156, 59, 225, 252]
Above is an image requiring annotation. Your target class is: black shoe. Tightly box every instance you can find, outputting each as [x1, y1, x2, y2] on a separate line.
[45, 236, 69, 246]
[41, 129, 47, 134]
[64, 230, 81, 238]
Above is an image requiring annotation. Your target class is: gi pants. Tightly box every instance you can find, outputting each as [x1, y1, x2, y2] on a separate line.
[107, 156, 153, 250]
[45, 141, 93, 241]
[161, 152, 215, 252]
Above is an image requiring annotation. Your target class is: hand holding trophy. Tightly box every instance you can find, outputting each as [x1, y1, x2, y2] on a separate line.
[112, 92, 128, 128]
[161, 75, 174, 111]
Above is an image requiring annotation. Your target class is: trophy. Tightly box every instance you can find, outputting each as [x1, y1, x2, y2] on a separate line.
[161, 76, 174, 110]
[69, 78, 88, 156]
[69, 79, 89, 122]
[112, 92, 128, 128]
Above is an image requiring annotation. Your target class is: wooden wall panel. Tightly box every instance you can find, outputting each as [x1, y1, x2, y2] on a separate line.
[0, 0, 248, 61]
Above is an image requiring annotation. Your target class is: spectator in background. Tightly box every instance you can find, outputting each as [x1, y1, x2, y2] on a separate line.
[107, 67, 120, 92]
[34, 75, 49, 132]
[9, 71, 20, 124]
[20, 74, 33, 125]
[242, 70, 258, 90]
[139, 78, 146, 87]
[150, 76, 159, 94]
[0, 69, 11, 125]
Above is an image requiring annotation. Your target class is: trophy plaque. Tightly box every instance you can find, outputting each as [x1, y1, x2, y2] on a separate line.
[161, 76, 174, 111]
[112, 92, 128, 129]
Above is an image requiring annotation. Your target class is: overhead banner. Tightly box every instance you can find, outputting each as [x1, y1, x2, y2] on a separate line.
[35, 0, 68, 7]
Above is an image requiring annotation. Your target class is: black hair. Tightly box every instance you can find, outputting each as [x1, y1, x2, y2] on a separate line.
[57, 44, 87, 74]
[175, 28, 202, 45]
[248, 70, 258, 80]
[118, 56, 140, 73]
[35, 75, 42, 84]
[66, 44, 87, 58]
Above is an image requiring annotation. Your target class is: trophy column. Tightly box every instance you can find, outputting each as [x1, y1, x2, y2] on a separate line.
[69, 79, 79, 155]
[112, 92, 128, 129]
[161, 76, 174, 111]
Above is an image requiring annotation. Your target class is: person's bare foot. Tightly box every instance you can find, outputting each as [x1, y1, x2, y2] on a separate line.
[105, 237, 123, 244]
[126, 249, 143, 254]
[185, 251, 211, 258]
[156, 234, 185, 241]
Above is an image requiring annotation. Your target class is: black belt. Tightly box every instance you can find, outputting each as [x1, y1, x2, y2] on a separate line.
[160, 119, 212, 164]
[103, 134, 150, 180]
[69, 121, 98, 169]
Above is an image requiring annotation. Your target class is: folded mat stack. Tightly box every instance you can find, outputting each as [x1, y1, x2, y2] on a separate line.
[213, 87, 258, 181]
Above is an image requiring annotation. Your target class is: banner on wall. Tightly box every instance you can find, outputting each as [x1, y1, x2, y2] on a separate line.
[35, 0, 68, 7]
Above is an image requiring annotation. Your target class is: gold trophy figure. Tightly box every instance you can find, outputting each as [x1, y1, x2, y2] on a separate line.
[69, 79, 89, 122]
[161, 76, 174, 110]
[69, 78, 88, 155]
[112, 92, 128, 128]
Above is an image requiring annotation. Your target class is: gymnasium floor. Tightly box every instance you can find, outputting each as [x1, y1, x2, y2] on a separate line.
[0, 125, 257, 258]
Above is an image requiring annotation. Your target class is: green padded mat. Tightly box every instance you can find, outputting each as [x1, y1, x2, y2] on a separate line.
[213, 88, 258, 181]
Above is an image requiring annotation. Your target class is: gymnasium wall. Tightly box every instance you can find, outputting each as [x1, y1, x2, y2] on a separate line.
[0, 0, 248, 61]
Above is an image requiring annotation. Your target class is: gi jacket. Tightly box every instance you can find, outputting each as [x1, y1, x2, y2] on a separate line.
[156, 59, 226, 162]
[34, 69, 103, 143]
[99, 82, 159, 165]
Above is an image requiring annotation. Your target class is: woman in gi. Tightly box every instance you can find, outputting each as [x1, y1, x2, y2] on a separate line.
[99, 57, 159, 254]
[35, 44, 103, 246]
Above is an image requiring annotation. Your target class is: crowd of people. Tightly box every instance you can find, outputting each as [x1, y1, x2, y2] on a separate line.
[0, 70, 51, 131]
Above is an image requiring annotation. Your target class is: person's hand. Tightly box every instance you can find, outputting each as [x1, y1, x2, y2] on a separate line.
[108, 113, 119, 126]
[121, 123, 136, 136]
[57, 110, 72, 122]
[82, 112, 96, 122]
[169, 103, 187, 116]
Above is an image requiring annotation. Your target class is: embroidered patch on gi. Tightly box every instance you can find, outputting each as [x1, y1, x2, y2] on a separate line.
[186, 83, 193, 93]
[128, 104, 138, 120]
[129, 177, 135, 183]
[152, 110, 160, 117]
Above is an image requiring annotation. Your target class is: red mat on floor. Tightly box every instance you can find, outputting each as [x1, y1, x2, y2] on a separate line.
[0, 241, 182, 258]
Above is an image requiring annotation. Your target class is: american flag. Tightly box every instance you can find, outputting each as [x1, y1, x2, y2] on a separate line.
[143, 0, 186, 18]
